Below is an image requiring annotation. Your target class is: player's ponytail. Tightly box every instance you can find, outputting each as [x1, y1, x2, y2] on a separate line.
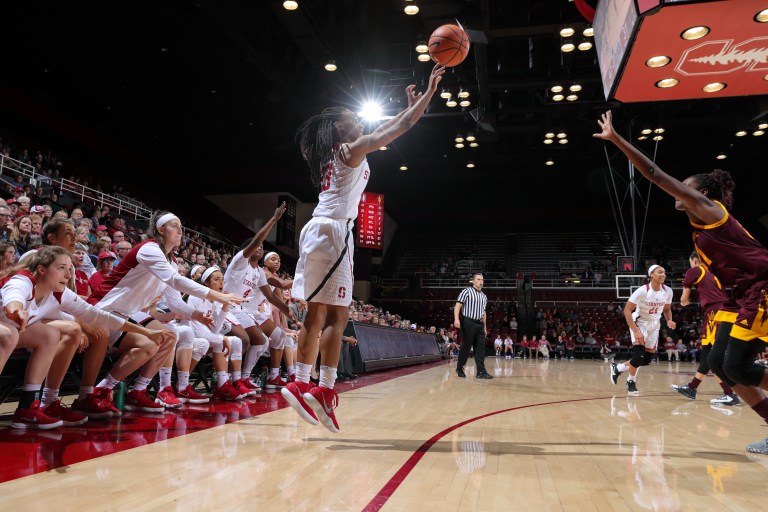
[691, 169, 735, 210]
[296, 107, 346, 189]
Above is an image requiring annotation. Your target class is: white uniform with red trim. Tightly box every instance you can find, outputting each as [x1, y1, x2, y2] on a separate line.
[293, 150, 370, 306]
[223, 250, 269, 328]
[628, 283, 673, 351]
[0, 271, 125, 330]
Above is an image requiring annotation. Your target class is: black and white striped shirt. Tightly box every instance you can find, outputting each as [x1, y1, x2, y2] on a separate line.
[457, 286, 487, 321]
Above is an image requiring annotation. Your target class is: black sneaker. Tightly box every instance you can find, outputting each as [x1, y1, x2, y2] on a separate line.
[610, 363, 621, 386]
[476, 373, 494, 379]
[711, 393, 741, 406]
[456, 368, 466, 378]
[671, 384, 697, 400]
[627, 380, 639, 396]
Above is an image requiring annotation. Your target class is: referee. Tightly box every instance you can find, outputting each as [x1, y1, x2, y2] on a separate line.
[454, 273, 493, 379]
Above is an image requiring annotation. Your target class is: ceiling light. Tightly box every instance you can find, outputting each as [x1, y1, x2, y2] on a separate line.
[469, 142, 479, 148]
[566, 94, 578, 101]
[556, 132, 567, 139]
[545, 160, 555, 166]
[703, 82, 726, 93]
[415, 41, 428, 53]
[466, 162, 475, 168]
[399, 164, 408, 171]
[446, 99, 458, 107]
[681, 26, 710, 40]
[455, 135, 464, 143]
[637, 136, 648, 141]
[379, 146, 388, 151]
[550, 85, 563, 93]
[578, 40, 593, 51]
[283, 0, 298, 10]
[755, 9, 768, 22]
[583, 27, 594, 37]
[552, 94, 564, 101]
[417, 53, 431, 62]
[569, 84, 582, 92]
[466, 133, 476, 142]
[654, 128, 665, 134]
[458, 89, 470, 99]
[545, 132, 555, 138]
[559, 139, 568, 145]
[645, 55, 671, 68]
[404, 2, 419, 15]
[655, 78, 679, 88]
[754, 130, 765, 136]
[440, 89, 451, 99]
[735, 130, 748, 137]
[653, 135, 664, 141]
[641, 129, 652, 135]
[716, 153, 727, 160]
[459, 99, 471, 107]
[359, 101, 383, 121]
[560, 27, 575, 38]
[544, 139, 554, 145]
[325, 60, 337, 72]
[561, 41, 575, 53]
[455, 143, 465, 148]
[759, 123, 768, 130]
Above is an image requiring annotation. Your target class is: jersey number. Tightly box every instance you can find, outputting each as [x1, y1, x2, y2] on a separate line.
[243, 289, 251, 299]
[338, 287, 346, 299]
[321, 165, 333, 192]
[648, 307, 659, 315]
[363, 169, 369, 180]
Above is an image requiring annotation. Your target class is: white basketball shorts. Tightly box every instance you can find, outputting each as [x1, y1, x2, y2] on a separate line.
[293, 217, 353, 307]
[630, 318, 661, 351]
[227, 306, 256, 330]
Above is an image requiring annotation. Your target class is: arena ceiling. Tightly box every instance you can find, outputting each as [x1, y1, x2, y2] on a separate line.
[1, 0, 766, 239]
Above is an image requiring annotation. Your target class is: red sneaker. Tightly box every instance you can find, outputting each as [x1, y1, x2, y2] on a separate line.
[125, 389, 165, 413]
[265, 376, 288, 390]
[281, 381, 318, 425]
[213, 381, 246, 401]
[175, 384, 210, 404]
[43, 399, 88, 427]
[10, 400, 63, 430]
[288, 374, 296, 383]
[155, 386, 183, 409]
[303, 386, 340, 433]
[240, 378, 260, 391]
[72, 387, 120, 418]
[234, 379, 258, 397]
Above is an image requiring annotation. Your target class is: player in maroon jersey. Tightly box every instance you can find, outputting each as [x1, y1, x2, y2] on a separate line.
[595, 111, 768, 453]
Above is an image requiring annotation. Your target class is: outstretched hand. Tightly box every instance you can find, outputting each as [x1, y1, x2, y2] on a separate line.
[593, 110, 617, 141]
[405, 84, 422, 108]
[427, 64, 446, 92]
[272, 202, 287, 222]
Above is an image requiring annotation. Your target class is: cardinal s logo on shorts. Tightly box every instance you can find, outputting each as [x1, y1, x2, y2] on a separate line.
[338, 287, 346, 299]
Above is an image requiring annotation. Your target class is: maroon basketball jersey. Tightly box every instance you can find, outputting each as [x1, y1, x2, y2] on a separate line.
[691, 202, 768, 293]
[682, 265, 731, 316]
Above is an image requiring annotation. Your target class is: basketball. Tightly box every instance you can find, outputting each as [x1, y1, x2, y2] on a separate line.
[428, 24, 470, 67]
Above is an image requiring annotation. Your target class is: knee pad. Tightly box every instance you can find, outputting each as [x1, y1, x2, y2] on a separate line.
[228, 336, 243, 361]
[629, 345, 646, 368]
[643, 351, 654, 366]
[697, 346, 712, 375]
[192, 338, 210, 361]
[709, 323, 736, 386]
[175, 325, 195, 350]
[283, 335, 296, 350]
[723, 339, 766, 387]
[268, 327, 285, 350]
[210, 338, 224, 353]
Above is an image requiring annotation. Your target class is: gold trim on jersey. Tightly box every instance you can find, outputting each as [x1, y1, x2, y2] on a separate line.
[702, 310, 716, 346]
[689, 201, 729, 230]
[693, 266, 706, 286]
[714, 310, 737, 323]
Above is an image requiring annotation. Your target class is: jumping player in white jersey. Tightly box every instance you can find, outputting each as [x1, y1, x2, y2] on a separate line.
[611, 265, 676, 396]
[283, 63, 445, 432]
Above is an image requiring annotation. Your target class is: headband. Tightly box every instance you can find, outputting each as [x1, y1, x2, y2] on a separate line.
[156, 213, 180, 229]
[648, 264, 660, 277]
[264, 251, 279, 262]
[201, 265, 221, 284]
[189, 264, 204, 277]
[19, 249, 38, 263]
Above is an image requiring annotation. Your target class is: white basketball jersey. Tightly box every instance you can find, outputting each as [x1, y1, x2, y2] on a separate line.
[223, 250, 268, 304]
[312, 149, 370, 220]
[629, 283, 673, 323]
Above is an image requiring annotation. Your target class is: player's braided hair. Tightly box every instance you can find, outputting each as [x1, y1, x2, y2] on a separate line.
[690, 169, 735, 210]
[296, 107, 346, 188]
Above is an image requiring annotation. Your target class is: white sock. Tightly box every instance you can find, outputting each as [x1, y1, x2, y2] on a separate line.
[41, 387, 59, 407]
[233, 371, 241, 381]
[270, 367, 280, 379]
[296, 363, 312, 384]
[287, 365, 295, 376]
[132, 376, 152, 392]
[216, 371, 229, 388]
[243, 344, 264, 376]
[96, 373, 120, 390]
[319, 365, 337, 390]
[159, 367, 172, 389]
[616, 363, 628, 372]
[79, 385, 94, 400]
[177, 371, 190, 390]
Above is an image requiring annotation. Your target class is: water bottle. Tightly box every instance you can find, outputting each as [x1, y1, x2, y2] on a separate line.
[114, 381, 126, 411]
[259, 365, 268, 388]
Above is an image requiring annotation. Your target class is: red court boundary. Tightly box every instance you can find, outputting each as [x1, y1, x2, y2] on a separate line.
[361, 395, 614, 512]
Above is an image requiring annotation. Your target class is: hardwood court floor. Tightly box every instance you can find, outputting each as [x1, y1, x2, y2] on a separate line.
[2, 358, 768, 511]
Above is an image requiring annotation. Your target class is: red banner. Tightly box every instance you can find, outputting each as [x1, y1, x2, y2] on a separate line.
[357, 192, 384, 249]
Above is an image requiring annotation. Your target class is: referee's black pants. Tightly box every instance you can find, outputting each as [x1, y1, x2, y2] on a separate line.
[457, 316, 488, 375]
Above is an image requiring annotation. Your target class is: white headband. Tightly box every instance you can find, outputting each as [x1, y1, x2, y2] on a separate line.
[264, 251, 279, 262]
[189, 264, 204, 277]
[648, 264, 661, 277]
[201, 265, 221, 284]
[156, 213, 180, 229]
[19, 249, 38, 264]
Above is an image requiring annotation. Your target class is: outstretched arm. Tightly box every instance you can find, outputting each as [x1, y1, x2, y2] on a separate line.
[593, 111, 724, 225]
[242, 202, 286, 260]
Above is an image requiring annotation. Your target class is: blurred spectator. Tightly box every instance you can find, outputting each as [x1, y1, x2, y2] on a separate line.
[664, 335, 679, 362]
[89, 251, 116, 292]
[0, 204, 12, 242]
[53, 210, 68, 220]
[11, 215, 37, 257]
[111, 231, 125, 252]
[115, 240, 132, 265]
[0, 241, 15, 269]
[29, 214, 43, 236]
[95, 224, 108, 238]
[70, 208, 84, 222]
[195, 254, 207, 266]
[15, 196, 30, 217]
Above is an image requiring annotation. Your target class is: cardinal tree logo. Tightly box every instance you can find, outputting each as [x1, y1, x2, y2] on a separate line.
[676, 37, 768, 76]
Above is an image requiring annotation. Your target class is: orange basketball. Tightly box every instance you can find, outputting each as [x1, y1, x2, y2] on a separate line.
[428, 24, 470, 67]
